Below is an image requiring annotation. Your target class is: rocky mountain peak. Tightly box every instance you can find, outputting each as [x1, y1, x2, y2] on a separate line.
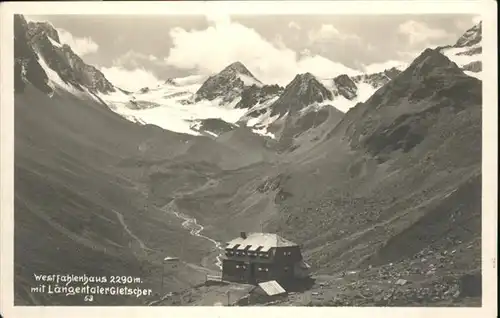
[291, 72, 315, 83]
[408, 48, 464, 78]
[454, 21, 482, 48]
[357, 48, 473, 114]
[194, 61, 262, 103]
[27, 21, 60, 43]
[269, 72, 332, 117]
[221, 61, 253, 76]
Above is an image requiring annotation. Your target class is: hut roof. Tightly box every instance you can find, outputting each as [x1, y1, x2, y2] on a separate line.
[225, 232, 297, 251]
[257, 280, 287, 296]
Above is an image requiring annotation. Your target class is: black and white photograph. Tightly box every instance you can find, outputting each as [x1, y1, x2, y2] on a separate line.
[0, 1, 497, 316]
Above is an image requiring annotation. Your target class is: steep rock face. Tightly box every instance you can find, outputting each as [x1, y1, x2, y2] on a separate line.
[194, 61, 262, 104]
[234, 84, 283, 109]
[333, 74, 358, 100]
[455, 21, 482, 48]
[26, 21, 115, 94]
[14, 15, 52, 94]
[27, 21, 60, 43]
[270, 73, 333, 117]
[58, 45, 116, 93]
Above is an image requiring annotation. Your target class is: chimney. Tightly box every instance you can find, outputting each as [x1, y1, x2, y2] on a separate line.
[240, 232, 247, 239]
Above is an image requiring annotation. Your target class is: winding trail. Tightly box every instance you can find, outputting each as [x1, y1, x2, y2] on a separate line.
[110, 208, 154, 256]
[162, 201, 224, 270]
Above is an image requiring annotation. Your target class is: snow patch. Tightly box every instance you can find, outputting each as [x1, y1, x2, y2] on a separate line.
[299, 99, 336, 115]
[48, 36, 62, 48]
[240, 96, 281, 137]
[100, 88, 247, 136]
[319, 78, 335, 92]
[238, 73, 263, 87]
[464, 71, 482, 80]
[328, 82, 376, 113]
[252, 127, 276, 139]
[36, 52, 94, 101]
[205, 130, 219, 138]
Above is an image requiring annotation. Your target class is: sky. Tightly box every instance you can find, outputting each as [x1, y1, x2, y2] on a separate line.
[27, 13, 481, 91]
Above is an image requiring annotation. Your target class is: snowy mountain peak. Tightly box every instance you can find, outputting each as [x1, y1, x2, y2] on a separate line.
[286, 72, 322, 94]
[269, 72, 332, 117]
[291, 72, 315, 82]
[455, 21, 482, 48]
[194, 61, 263, 103]
[222, 61, 253, 76]
[219, 61, 262, 86]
